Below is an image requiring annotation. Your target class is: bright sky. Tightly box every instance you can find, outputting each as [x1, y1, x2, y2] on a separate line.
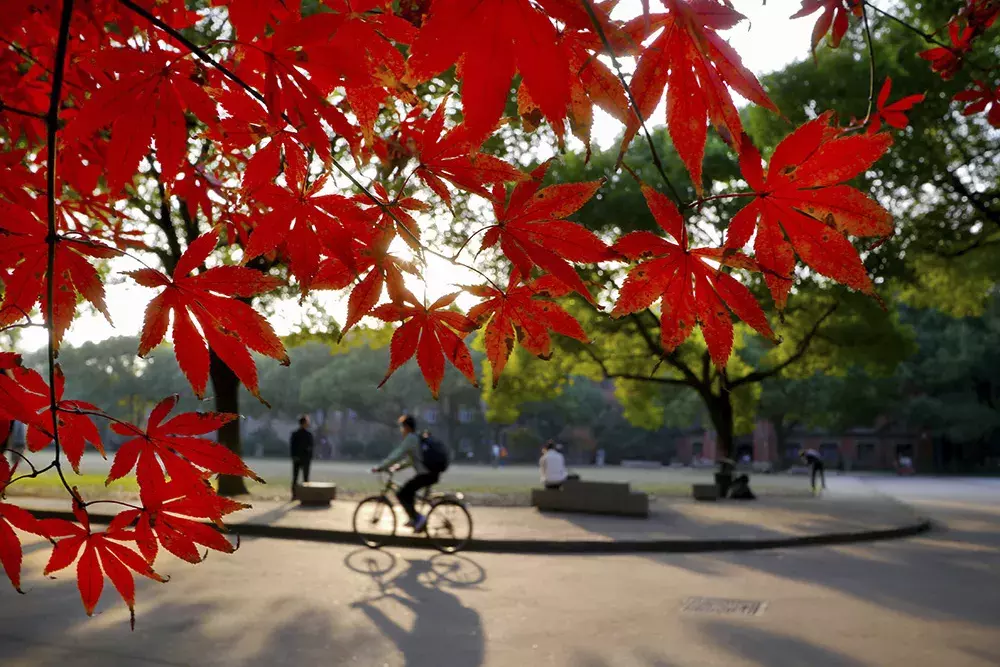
[16, 1, 815, 352]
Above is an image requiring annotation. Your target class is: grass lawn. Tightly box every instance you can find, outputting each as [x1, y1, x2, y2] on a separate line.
[6, 459, 813, 506]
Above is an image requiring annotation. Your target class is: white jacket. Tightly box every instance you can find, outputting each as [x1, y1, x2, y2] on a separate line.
[540, 449, 568, 484]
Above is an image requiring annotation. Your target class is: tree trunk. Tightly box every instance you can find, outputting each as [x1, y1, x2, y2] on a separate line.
[706, 389, 734, 461]
[210, 350, 249, 497]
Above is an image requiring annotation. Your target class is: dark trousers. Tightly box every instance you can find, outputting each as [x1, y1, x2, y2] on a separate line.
[397, 472, 439, 520]
[810, 463, 826, 490]
[292, 457, 312, 493]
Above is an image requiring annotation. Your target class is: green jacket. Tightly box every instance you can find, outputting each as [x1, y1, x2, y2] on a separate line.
[376, 432, 427, 474]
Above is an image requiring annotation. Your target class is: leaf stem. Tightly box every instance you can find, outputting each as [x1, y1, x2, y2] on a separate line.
[860, 3, 877, 128]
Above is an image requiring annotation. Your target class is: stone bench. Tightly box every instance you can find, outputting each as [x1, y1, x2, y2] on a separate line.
[691, 483, 720, 501]
[295, 482, 337, 506]
[531, 479, 649, 518]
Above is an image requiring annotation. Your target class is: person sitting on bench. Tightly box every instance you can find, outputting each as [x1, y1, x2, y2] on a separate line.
[540, 440, 568, 489]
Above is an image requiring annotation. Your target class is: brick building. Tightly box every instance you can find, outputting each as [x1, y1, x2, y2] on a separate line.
[673, 418, 933, 471]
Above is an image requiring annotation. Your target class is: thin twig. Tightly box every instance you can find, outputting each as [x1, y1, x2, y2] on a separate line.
[0, 102, 47, 121]
[83, 499, 143, 510]
[860, 3, 877, 128]
[579, 0, 684, 204]
[43, 0, 78, 500]
[8, 461, 58, 487]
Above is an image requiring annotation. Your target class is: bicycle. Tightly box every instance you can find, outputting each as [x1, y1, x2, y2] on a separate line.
[352, 469, 474, 553]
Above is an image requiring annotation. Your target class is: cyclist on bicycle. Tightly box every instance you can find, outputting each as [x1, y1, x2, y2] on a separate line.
[372, 414, 439, 532]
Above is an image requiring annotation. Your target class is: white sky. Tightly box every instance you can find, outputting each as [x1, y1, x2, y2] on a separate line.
[16, 1, 815, 352]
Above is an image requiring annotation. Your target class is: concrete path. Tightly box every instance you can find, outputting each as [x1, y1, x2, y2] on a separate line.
[1, 478, 997, 666]
[7, 476, 925, 552]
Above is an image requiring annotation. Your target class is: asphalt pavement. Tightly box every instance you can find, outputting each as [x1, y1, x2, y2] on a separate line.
[1, 476, 998, 666]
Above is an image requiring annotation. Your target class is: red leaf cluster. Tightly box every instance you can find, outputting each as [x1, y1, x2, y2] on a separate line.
[0, 0, 947, 625]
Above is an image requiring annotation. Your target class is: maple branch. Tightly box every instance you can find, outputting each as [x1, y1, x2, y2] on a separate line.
[0, 102, 46, 121]
[730, 301, 839, 389]
[42, 0, 78, 501]
[863, 1, 994, 76]
[579, 0, 684, 204]
[860, 3, 877, 128]
[119, 0, 503, 292]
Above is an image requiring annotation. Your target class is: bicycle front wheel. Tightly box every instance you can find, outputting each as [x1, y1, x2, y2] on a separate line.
[425, 500, 473, 553]
[352, 496, 397, 549]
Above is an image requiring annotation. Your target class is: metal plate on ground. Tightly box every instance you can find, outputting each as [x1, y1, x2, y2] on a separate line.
[681, 597, 767, 616]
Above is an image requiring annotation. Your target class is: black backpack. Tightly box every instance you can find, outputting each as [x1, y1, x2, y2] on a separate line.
[419, 432, 450, 474]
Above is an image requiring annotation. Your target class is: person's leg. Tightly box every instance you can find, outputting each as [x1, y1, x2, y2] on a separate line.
[398, 473, 438, 525]
[819, 463, 827, 489]
[292, 458, 301, 496]
[303, 457, 312, 483]
[810, 464, 818, 492]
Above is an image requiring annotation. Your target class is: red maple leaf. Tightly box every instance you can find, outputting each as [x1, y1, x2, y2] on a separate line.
[394, 103, 527, 207]
[372, 292, 479, 398]
[6, 365, 105, 473]
[406, 0, 573, 139]
[518, 19, 632, 152]
[791, 0, 862, 55]
[620, 0, 777, 191]
[919, 21, 974, 80]
[215, 84, 315, 195]
[0, 201, 117, 350]
[480, 162, 611, 302]
[106, 395, 263, 491]
[125, 229, 288, 400]
[869, 77, 925, 133]
[109, 476, 244, 566]
[62, 45, 219, 191]
[41, 504, 166, 626]
[0, 456, 47, 592]
[954, 80, 1000, 128]
[612, 184, 774, 367]
[216, 0, 302, 41]
[465, 272, 587, 383]
[726, 113, 893, 308]
[244, 178, 373, 292]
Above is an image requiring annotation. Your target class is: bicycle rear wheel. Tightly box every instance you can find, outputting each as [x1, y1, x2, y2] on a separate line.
[424, 499, 473, 553]
[352, 496, 397, 549]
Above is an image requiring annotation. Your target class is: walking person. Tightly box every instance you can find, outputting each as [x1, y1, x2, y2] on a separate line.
[491, 443, 500, 468]
[372, 414, 447, 532]
[290, 415, 315, 498]
[800, 448, 826, 495]
[539, 440, 568, 489]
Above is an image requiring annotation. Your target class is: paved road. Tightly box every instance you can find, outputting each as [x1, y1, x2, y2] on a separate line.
[2, 478, 998, 666]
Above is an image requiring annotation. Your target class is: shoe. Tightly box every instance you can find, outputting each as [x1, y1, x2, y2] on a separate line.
[404, 518, 416, 528]
[413, 514, 427, 532]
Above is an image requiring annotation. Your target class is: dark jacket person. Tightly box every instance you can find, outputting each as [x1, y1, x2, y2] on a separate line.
[290, 415, 314, 497]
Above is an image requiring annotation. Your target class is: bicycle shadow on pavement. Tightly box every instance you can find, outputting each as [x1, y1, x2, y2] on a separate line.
[344, 548, 487, 667]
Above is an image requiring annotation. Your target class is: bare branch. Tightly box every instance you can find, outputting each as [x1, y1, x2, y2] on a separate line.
[731, 302, 839, 388]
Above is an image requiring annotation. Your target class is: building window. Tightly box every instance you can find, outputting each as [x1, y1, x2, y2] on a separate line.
[458, 406, 474, 424]
[858, 443, 876, 462]
[692, 441, 704, 458]
[785, 443, 801, 461]
[348, 409, 357, 422]
[820, 442, 839, 462]
[424, 407, 437, 424]
[459, 437, 472, 453]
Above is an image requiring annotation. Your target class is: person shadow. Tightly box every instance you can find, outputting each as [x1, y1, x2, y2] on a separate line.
[348, 552, 486, 667]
